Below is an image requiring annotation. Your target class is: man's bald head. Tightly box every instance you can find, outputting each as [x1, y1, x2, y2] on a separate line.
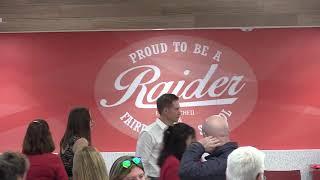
[202, 115, 230, 141]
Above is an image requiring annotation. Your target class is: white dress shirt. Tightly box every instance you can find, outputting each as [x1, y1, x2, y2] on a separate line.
[135, 119, 168, 178]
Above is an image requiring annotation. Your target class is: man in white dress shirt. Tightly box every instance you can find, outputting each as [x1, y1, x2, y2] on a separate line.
[136, 93, 181, 180]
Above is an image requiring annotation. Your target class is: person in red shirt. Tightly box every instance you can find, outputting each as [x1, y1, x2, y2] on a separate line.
[22, 119, 68, 180]
[158, 123, 196, 180]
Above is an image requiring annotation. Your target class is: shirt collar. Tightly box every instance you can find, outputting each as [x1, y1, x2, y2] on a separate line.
[156, 118, 168, 130]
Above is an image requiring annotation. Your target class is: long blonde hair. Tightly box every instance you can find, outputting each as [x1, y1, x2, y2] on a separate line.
[73, 146, 108, 180]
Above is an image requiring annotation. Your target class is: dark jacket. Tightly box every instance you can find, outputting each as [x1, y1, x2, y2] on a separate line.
[179, 141, 238, 180]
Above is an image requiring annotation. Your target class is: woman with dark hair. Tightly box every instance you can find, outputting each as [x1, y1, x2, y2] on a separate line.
[158, 123, 196, 180]
[0, 151, 29, 180]
[60, 107, 92, 178]
[22, 119, 68, 180]
[109, 156, 145, 180]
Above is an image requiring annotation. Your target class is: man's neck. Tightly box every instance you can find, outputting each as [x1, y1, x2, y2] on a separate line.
[221, 136, 230, 145]
[159, 116, 173, 126]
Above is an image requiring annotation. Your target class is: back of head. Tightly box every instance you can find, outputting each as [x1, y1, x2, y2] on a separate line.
[226, 146, 265, 180]
[60, 107, 92, 150]
[73, 146, 108, 180]
[22, 119, 55, 155]
[0, 152, 29, 180]
[109, 156, 144, 180]
[0, 159, 17, 180]
[158, 123, 195, 167]
[202, 115, 229, 141]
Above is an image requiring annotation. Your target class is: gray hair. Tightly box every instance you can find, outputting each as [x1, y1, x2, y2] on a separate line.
[226, 146, 265, 180]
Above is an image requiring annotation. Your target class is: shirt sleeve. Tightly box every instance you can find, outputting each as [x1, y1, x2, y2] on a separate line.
[136, 131, 155, 167]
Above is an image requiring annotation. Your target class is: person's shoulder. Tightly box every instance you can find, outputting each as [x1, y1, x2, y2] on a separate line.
[27, 153, 60, 162]
[63, 136, 81, 147]
[165, 155, 180, 166]
[72, 136, 82, 142]
[168, 155, 180, 163]
[229, 142, 239, 149]
[224, 142, 239, 154]
[43, 153, 61, 160]
[141, 120, 158, 133]
[75, 137, 88, 144]
[73, 138, 89, 153]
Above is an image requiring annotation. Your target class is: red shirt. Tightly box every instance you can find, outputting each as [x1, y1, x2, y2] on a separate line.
[26, 153, 68, 180]
[160, 155, 180, 180]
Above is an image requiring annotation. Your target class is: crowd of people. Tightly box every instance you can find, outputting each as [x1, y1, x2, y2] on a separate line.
[0, 93, 266, 180]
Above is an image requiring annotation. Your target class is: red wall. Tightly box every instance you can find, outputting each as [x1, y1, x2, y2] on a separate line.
[0, 29, 319, 152]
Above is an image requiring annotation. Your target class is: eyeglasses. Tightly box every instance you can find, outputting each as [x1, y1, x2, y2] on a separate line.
[121, 157, 142, 168]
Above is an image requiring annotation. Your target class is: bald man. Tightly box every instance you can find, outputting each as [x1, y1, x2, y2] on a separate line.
[179, 115, 238, 180]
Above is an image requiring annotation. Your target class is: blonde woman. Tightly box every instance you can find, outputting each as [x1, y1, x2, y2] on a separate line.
[73, 146, 108, 180]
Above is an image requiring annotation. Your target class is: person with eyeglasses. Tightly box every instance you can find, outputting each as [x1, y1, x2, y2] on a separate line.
[109, 156, 145, 180]
[226, 146, 266, 180]
[60, 107, 93, 178]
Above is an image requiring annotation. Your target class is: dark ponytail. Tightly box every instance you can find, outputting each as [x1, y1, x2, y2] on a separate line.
[158, 123, 195, 167]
